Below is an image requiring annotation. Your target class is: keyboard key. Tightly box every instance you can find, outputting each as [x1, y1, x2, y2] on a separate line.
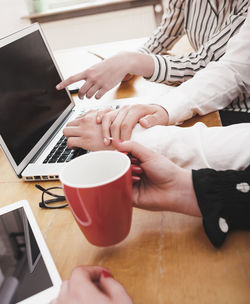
[43, 135, 87, 164]
[58, 155, 68, 162]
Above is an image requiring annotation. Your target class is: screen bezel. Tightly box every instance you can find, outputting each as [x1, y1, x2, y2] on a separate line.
[22, 210, 42, 273]
[0, 200, 62, 304]
[0, 23, 74, 176]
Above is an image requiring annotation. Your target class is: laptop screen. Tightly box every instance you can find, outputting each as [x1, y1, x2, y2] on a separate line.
[0, 30, 71, 166]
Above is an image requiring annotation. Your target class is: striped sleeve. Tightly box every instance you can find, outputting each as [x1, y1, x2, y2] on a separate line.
[139, 0, 185, 55]
[148, 3, 249, 83]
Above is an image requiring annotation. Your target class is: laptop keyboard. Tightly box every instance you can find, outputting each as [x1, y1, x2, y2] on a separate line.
[43, 135, 87, 164]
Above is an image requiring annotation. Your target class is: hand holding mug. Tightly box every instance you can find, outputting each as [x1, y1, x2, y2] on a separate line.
[113, 140, 201, 217]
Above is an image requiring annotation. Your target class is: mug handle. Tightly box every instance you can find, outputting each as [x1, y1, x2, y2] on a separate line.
[69, 189, 92, 227]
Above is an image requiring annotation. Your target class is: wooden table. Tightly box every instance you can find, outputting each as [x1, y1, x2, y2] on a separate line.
[1, 40, 250, 304]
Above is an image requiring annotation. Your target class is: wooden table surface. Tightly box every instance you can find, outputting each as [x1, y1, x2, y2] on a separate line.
[1, 40, 250, 304]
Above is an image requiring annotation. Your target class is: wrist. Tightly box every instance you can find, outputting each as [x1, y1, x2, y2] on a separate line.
[127, 52, 154, 78]
[173, 168, 201, 217]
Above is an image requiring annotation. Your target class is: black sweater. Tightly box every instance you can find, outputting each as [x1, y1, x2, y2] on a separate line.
[192, 165, 250, 247]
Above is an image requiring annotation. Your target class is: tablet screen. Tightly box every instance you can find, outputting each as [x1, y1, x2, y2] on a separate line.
[0, 202, 61, 304]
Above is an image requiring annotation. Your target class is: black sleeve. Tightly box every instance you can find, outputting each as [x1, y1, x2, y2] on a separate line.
[192, 165, 250, 248]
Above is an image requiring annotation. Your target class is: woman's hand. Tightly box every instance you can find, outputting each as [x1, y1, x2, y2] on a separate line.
[96, 104, 169, 145]
[63, 110, 114, 151]
[113, 140, 201, 216]
[56, 52, 154, 100]
[50, 266, 133, 304]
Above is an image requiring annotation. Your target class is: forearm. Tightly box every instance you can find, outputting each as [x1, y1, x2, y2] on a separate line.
[156, 61, 244, 125]
[130, 122, 250, 171]
[125, 52, 155, 78]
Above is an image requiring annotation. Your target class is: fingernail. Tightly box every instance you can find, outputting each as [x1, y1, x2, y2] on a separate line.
[141, 118, 149, 127]
[56, 85, 61, 89]
[104, 137, 110, 145]
[101, 270, 113, 278]
[132, 176, 141, 183]
[96, 115, 101, 122]
[132, 165, 143, 174]
[130, 156, 140, 165]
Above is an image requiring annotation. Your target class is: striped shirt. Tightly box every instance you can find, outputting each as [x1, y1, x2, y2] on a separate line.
[140, 0, 250, 112]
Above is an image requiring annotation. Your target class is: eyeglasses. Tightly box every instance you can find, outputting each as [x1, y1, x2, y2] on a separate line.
[35, 184, 68, 209]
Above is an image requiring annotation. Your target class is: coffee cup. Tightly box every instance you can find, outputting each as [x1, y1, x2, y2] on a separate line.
[60, 150, 132, 247]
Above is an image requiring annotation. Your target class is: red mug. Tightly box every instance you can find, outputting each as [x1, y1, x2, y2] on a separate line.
[60, 151, 132, 247]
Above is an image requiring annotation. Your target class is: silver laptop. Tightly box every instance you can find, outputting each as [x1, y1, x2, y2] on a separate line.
[0, 23, 87, 181]
[0, 200, 61, 304]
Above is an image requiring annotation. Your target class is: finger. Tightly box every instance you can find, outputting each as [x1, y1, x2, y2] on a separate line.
[139, 113, 158, 128]
[95, 87, 108, 100]
[69, 266, 107, 297]
[122, 73, 134, 82]
[66, 137, 85, 149]
[99, 271, 128, 300]
[96, 107, 113, 124]
[71, 266, 108, 282]
[129, 156, 141, 165]
[119, 105, 158, 141]
[63, 126, 83, 138]
[65, 118, 82, 127]
[119, 108, 145, 141]
[132, 175, 141, 184]
[56, 72, 86, 90]
[78, 81, 93, 100]
[112, 139, 157, 163]
[131, 165, 143, 175]
[109, 107, 130, 140]
[139, 108, 169, 128]
[101, 111, 119, 145]
[85, 84, 100, 99]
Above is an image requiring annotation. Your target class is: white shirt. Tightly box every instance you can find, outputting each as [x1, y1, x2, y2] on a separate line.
[157, 6, 250, 124]
[140, 0, 249, 84]
[131, 122, 250, 170]
[139, 0, 250, 113]
[130, 9, 250, 171]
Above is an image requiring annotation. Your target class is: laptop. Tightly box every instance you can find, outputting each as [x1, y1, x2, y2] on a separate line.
[0, 200, 61, 304]
[0, 23, 88, 181]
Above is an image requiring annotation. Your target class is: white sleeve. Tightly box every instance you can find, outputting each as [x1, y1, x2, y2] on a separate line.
[155, 7, 250, 125]
[130, 123, 250, 170]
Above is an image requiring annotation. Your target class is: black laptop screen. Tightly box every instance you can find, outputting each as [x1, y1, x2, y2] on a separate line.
[0, 30, 71, 165]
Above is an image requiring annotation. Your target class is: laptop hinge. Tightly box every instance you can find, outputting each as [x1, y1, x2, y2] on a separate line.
[23, 110, 75, 168]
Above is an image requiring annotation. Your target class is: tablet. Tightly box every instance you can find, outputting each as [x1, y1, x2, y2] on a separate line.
[0, 200, 61, 304]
